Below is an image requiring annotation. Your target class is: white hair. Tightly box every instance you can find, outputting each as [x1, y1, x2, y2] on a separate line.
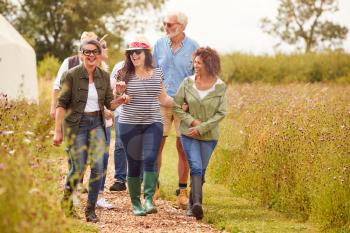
[166, 11, 188, 29]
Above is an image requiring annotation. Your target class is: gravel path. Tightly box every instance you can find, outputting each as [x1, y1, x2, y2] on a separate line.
[60, 140, 224, 233]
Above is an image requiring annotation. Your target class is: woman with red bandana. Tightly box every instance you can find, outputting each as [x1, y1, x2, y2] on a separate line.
[116, 36, 173, 216]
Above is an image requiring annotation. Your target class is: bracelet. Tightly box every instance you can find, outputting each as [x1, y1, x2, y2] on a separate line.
[115, 92, 123, 98]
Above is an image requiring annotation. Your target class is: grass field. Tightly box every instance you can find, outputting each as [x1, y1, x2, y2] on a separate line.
[1, 80, 349, 232]
[159, 132, 319, 233]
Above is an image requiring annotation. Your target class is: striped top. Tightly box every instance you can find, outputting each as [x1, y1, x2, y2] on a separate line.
[119, 68, 163, 124]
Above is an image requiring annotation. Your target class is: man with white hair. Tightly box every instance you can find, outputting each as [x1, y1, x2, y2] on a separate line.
[153, 11, 199, 210]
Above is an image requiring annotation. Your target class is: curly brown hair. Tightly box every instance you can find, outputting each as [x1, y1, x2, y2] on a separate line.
[192, 47, 221, 77]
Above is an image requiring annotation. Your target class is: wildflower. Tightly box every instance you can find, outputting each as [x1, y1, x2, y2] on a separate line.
[9, 150, 15, 155]
[23, 138, 31, 144]
[24, 131, 34, 136]
[29, 188, 39, 194]
[0, 130, 14, 135]
[0, 163, 4, 170]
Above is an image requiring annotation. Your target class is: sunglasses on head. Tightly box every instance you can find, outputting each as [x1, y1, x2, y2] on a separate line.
[163, 22, 179, 28]
[127, 50, 143, 55]
[82, 49, 101, 56]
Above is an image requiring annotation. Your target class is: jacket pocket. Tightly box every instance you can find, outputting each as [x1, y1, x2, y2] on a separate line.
[65, 111, 80, 124]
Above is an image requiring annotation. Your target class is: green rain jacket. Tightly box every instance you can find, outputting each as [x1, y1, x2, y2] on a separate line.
[173, 75, 227, 141]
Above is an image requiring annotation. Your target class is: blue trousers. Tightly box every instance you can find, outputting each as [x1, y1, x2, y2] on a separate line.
[119, 122, 163, 177]
[66, 115, 105, 204]
[113, 117, 127, 182]
[100, 126, 111, 191]
[181, 135, 217, 178]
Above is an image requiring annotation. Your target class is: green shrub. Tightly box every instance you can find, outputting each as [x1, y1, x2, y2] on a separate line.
[37, 54, 60, 80]
[221, 51, 350, 83]
[0, 79, 84, 232]
[209, 84, 350, 231]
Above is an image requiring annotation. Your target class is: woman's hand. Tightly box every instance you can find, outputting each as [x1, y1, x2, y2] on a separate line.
[110, 94, 130, 109]
[191, 119, 202, 127]
[182, 103, 189, 112]
[53, 130, 63, 146]
[187, 127, 200, 137]
[104, 109, 113, 120]
[115, 81, 126, 95]
[159, 84, 173, 107]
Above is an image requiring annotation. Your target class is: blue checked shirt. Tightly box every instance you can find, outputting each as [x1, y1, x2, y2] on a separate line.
[153, 36, 199, 97]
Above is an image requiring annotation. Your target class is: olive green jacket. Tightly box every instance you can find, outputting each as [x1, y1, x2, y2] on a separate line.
[173, 76, 227, 141]
[57, 64, 114, 139]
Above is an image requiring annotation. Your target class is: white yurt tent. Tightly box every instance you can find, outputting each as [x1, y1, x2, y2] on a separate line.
[0, 14, 38, 103]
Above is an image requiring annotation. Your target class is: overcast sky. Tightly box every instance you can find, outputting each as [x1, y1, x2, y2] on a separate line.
[132, 0, 350, 54]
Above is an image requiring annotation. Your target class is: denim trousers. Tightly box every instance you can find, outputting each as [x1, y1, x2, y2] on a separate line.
[180, 135, 217, 178]
[66, 115, 105, 204]
[100, 126, 111, 191]
[114, 116, 127, 182]
[119, 122, 163, 177]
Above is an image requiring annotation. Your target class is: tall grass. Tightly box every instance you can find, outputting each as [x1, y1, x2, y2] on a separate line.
[221, 51, 350, 83]
[0, 80, 90, 233]
[209, 83, 350, 232]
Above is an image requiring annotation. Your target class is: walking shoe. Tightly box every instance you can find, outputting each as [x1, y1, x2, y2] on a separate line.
[96, 198, 113, 209]
[176, 188, 189, 210]
[109, 181, 126, 191]
[72, 193, 79, 206]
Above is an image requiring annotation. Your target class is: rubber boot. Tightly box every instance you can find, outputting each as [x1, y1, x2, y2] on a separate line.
[143, 171, 158, 214]
[85, 201, 99, 222]
[191, 176, 203, 220]
[127, 176, 146, 216]
[186, 187, 193, 216]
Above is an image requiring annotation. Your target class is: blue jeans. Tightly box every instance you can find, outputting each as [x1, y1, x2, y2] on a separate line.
[180, 135, 217, 178]
[100, 126, 111, 191]
[119, 122, 163, 177]
[114, 116, 127, 182]
[66, 115, 105, 204]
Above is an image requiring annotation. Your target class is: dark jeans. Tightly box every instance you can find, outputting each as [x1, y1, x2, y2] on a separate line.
[119, 122, 163, 177]
[65, 115, 105, 204]
[180, 135, 217, 178]
[100, 126, 111, 191]
[114, 116, 127, 182]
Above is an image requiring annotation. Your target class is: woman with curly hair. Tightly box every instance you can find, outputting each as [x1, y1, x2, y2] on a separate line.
[173, 47, 227, 220]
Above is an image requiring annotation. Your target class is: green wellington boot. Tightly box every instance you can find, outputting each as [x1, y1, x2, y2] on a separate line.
[127, 177, 146, 216]
[143, 171, 158, 214]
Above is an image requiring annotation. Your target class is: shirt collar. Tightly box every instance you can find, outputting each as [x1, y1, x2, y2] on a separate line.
[166, 33, 187, 47]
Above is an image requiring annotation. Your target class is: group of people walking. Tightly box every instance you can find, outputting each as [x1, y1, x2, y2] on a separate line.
[52, 11, 227, 223]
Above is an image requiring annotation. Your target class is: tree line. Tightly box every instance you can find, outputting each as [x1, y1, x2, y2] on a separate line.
[0, 0, 166, 61]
